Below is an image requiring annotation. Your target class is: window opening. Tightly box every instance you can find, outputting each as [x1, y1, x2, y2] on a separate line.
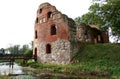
[51, 24, 56, 35]
[39, 9, 42, 14]
[34, 48, 37, 61]
[39, 19, 42, 24]
[47, 11, 52, 19]
[46, 44, 51, 54]
[36, 18, 38, 23]
[35, 30, 38, 39]
[43, 18, 46, 22]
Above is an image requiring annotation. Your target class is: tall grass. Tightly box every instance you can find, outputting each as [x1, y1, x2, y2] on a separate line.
[72, 43, 120, 77]
[26, 43, 120, 77]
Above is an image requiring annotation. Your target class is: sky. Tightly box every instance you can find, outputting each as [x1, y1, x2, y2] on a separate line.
[0, 0, 92, 48]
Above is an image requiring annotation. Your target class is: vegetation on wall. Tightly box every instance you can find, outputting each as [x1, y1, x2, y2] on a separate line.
[75, 0, 120, 42]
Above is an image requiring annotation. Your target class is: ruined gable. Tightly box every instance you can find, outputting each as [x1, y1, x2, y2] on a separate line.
[77, 23, 109, 43]
[33, 3, 78, 65]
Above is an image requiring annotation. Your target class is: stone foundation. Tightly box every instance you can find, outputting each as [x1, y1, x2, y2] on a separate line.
[36, 39, 71, 65]
[34, 3, 78, 65]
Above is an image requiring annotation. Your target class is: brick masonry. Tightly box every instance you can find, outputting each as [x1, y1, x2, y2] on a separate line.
[33, 2, 109, 65]
[33, 3, 78, 65]
[77, 23, 109, 44]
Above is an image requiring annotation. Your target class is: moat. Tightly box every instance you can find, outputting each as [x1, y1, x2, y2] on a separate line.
[0, 62, 37, 79]
[0, 62, 82, 79]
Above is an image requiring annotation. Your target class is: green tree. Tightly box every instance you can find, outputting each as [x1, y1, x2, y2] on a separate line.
[20, 44, 29, 54]
[96, 0, 120, 41]
[20, 44, 32, 55]
[24, 49, 33, 56]
[7, 43, 33, 55]
[75, 12, 103, 27]
[75, 0, 120, 42]
[7, 45, 20, 54]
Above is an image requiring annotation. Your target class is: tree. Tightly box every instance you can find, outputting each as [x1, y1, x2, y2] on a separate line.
[20, 44, 29, 54]
[7, 43, 33, 55]
[7, 45, 20, 54]
[75, 0, 120, 42]
[24, 49, 33, 56]
[93, 0, 120, 42]
[75, 12, 103, 27]
[20, 44, 32, 55]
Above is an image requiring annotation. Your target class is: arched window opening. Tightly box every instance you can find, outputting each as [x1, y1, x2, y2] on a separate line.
[51, 25, 56, 35]
[39, 9, 42, 14]
[47, 11, 52, 19]
[35, 48, 37, 55]
[34, 48, 37, 61]
[46, 44, 51, 54]
[35, 18, 38, 23]
[35, 30, 38, 39]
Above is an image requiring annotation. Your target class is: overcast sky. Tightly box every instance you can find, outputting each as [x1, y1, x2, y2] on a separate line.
[0, 0, 92, 48]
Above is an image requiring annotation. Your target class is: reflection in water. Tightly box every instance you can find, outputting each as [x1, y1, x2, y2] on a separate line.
[0, 62, 109, 79]
[0, 62, 22, 75]
[13, 75, 37, 79]
[0, 62, 81, 79]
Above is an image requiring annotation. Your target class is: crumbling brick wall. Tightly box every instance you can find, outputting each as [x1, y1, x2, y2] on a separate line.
[33, 3, 78, 65]
[77, 23, 109, 44]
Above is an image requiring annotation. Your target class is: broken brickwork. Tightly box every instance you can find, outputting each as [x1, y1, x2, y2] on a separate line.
[77, 23, 109, 44]
[33, 3, 78, 65]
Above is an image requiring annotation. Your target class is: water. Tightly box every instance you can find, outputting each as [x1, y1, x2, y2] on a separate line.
[0, 62, 37, 79]
[0, 62, 22, 75]
[0, 62, 82, 79]
[0, 62, 109, 79]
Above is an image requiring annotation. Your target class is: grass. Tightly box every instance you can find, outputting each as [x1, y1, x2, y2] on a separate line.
[72, 43, 120, 77]
[73, 43, 120, 62]
[24, 43, 120, 78]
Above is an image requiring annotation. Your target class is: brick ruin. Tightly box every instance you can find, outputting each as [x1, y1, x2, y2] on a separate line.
[33, 2, 109, 65]
[33, 3, 78, 65]
[77, 23, 109, 44]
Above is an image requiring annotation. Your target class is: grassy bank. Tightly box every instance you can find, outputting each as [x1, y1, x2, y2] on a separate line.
[26, 43, 120, 78]
[73, 43, 120, 77]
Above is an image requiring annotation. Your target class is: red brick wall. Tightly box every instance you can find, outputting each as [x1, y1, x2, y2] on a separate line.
[33, 3, 78, 64]
[34, 3, 69, 43]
